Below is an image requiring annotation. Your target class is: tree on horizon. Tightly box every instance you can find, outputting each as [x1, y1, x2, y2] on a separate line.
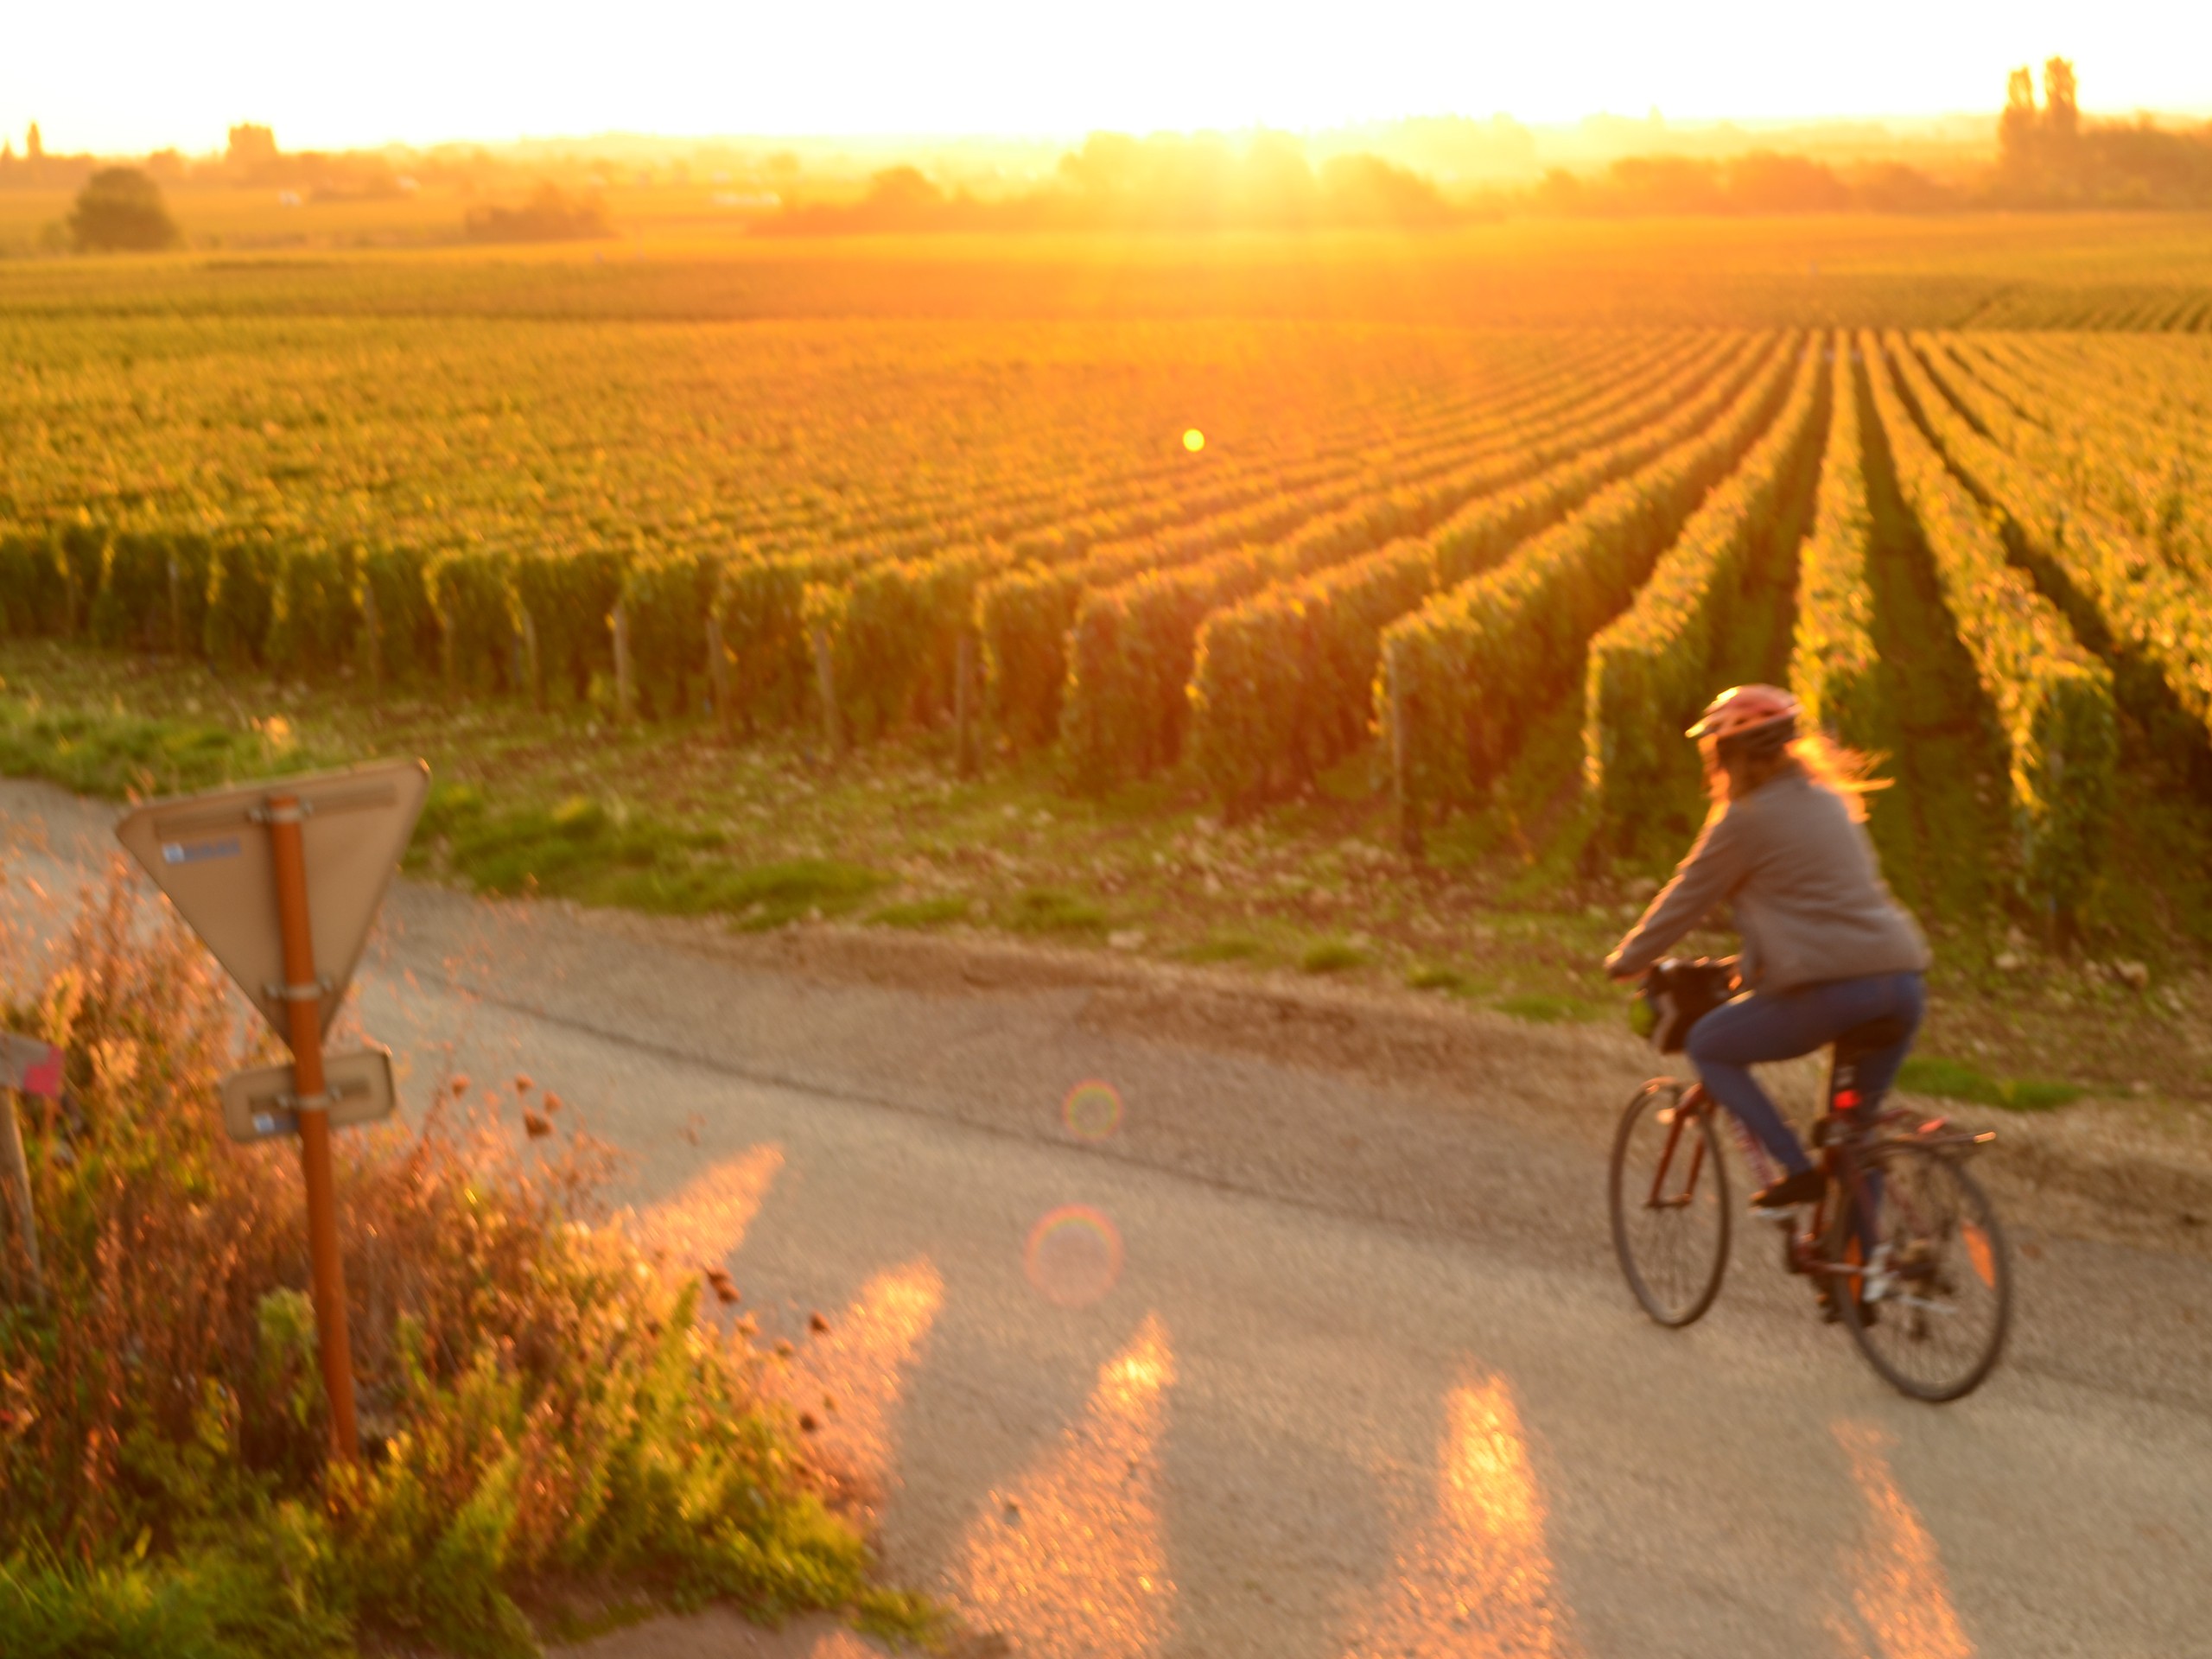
[67, 167, 181, 251]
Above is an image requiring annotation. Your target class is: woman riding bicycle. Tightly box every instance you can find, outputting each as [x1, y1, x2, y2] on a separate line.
[1604, 684, 1930, 1214]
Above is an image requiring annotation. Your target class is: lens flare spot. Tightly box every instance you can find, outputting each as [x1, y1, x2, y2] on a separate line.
[1025, 1204, 1124, 1308]
[1182, 428, 1205, 452]
[1062, 1079, 1123, 1141]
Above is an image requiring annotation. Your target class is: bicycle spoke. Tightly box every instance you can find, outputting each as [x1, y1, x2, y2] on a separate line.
[1840, 1145, 2011, 1402]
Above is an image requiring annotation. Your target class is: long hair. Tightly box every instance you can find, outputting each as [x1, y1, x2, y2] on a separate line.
[1702, 728, 1887, 822]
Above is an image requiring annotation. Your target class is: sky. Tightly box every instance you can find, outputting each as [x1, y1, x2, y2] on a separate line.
[5, 0, 2209, 156]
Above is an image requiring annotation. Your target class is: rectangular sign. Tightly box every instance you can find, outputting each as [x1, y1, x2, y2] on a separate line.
[219, 1047, 398, 1144]
[0, 1032, 65, 1099]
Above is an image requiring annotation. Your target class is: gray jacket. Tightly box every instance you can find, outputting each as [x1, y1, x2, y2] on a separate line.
[1606, 768, 1930, 992]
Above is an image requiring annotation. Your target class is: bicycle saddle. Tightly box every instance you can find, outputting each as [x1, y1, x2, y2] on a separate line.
[1832, 1015, 1912, 1064]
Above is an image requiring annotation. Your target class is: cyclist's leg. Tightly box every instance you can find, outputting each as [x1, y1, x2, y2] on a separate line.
[1839, 970, 1927, 1249]
[1839, 971, 1927, 1105]
[1684, 991, 1829, 1175]
[1686, 976, 1910, 1176]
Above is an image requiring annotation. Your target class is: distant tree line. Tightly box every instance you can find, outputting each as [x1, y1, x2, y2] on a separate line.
[22, 54, 2212, 257]
[462, 182, 611, 243]
[765, 61, 2212, 234]
[1531, 151, 1959, 215]
[1998, 58, 2212, 207]
[762, 132, 1454, 235]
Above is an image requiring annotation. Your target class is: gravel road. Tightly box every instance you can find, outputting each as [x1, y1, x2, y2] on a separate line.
[4, 777, 2208, 1659]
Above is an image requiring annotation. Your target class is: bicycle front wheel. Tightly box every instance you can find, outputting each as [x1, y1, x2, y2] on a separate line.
[1609, 1081, 1732, 1327]
[1840, 1144, 2012, 1402]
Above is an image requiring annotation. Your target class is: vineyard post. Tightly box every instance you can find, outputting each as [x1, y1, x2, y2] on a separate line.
[60, 538, 78, 639]
[438, 599, 458, 702]
[612, 601, 637, 724]
[167, 554, 184, 656]
[519, 607, 543, 713]
[810, 624, 844, 760]
[1387, 644, 1423, 859]
[359, 579, 382, 698]
[954, 632, 978, 776]
[706, 611, 733, 742]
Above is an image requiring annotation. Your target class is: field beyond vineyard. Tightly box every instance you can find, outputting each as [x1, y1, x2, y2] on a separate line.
[6, 219, 2212, 1109]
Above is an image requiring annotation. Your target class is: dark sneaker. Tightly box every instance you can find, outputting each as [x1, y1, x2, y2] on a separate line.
[1751, 1167, 1826, 1213]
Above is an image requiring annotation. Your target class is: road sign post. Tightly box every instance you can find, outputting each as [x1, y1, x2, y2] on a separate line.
[117, 760, 430, 1464]
[0, 1032, 63, 1309]
[266, 791, 359, 1458]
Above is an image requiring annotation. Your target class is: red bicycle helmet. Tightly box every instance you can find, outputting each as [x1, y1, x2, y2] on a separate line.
[1686, 683, 1799, 743]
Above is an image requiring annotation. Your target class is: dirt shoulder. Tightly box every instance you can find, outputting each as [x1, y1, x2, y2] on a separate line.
[575, 903, 2212, 1262]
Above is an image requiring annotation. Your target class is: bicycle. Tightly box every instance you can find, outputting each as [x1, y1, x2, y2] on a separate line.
[1607, 958, 2013, 1402]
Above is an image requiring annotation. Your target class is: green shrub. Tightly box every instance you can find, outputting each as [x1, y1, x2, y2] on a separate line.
[1187, 332, 1760, 815]
[264, 542, 359, 681]
[1005, 887, 1108, 933]
[1405, 963, 1471, 994]
[1299, 938, 1367, 974]
[429, 548, 522, 697]
[203, 531, 279, 671]
[1379, 332, 1796, 815]
[622, 545, 721, 721]
[1896, 1053, 2082, 1111]
[1788, 346, 1886, 753]
[1872, 334, 2116, 914]
[834, 542, 1013, 742]
[868, 896, 974, 928]
[713, 552, 822, 736]
[1584, 338, 1826, 848]
[501, 542, 613, 706]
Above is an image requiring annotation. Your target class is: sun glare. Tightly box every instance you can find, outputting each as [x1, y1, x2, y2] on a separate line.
[957, 1313, 1177, 1658]
[1347, 1370, 1574, 1658]
[775, 1259, 944, 1514]
[1834, 1421, 1977, 1659]
[638, 1144, 785, 1269]
[1183, 429, 1206, 453]
[9, 3, 2208, 152]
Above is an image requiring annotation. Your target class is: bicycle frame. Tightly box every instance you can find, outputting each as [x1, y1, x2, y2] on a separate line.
[1649, 1084, 1994, 1302]
[1804, 1109, 1997, 1297]
[1643, 1084, 1710, 1212]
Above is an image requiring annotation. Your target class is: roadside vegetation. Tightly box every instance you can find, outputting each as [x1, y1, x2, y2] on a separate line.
[2, 636, 2205, 1113]
[0, 877, 931, 1656]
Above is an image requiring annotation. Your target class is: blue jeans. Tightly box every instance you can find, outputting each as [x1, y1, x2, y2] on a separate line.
[1685, 971, 1926, 1178]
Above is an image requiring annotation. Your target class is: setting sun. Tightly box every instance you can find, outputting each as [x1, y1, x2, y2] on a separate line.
[3, 1, 2208, 151]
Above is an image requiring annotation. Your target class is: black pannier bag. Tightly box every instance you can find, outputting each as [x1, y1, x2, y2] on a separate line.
[1630, 957, 1739, 1053]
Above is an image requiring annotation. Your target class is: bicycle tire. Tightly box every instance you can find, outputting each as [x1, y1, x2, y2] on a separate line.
[1609, 1080, 1732, 1327]
[1838, 1144, 2012, 1402]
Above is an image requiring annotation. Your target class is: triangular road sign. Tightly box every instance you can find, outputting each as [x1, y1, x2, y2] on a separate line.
[116, 760, 430, 1044]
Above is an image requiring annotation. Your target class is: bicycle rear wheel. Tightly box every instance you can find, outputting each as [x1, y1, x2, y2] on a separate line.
[1839, 1144, 2012, 1402]
[1609, 1081, 1732, 1326]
